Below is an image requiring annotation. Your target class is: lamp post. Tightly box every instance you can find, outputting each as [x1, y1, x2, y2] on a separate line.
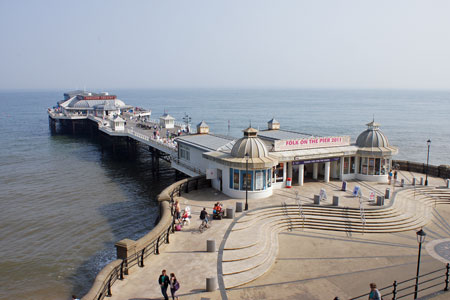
[425, 140, 431, 186]
[414, 229, 427, 299]
[245, 153, 249, 211]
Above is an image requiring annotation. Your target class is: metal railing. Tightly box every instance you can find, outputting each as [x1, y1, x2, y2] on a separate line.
[89, 176, 209, 300]
[350, 263, 450, 300]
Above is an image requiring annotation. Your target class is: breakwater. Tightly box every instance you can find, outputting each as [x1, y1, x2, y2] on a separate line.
[82, 175, 211, 300]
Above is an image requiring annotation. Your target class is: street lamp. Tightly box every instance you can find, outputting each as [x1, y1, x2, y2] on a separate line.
[245, 152, 249, 211]
[425, 140, 431, 186]
[414, 228, 427, 299]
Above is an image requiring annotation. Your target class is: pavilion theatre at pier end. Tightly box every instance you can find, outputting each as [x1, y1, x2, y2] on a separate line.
[174, 119, 398, 199]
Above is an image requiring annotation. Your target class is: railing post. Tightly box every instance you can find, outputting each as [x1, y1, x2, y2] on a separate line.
[392, 280, 397, 300]
[185, 182, 189, 193]
[166, 227, 171, 243]
[107, 277, 112, 296]
[445, 263, 449, 291]
[119, 260, 124, 280]
[195, 178, 199, 190]
[155, 236, 160, 255]
[140, 248, 145, 267]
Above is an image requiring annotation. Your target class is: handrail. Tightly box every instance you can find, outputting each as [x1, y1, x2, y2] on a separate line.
[82, 175, 210, 300]
[349, 263, 450, 300]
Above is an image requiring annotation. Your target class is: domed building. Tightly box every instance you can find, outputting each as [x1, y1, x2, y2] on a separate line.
[203, 127, 278, 199]
[355, 121, 398, 182]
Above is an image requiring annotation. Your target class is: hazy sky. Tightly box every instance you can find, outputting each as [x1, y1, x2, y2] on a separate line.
[1, 0, 450, 90]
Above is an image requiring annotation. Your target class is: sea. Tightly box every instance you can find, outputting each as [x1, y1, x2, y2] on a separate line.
[0, 89, 449, 300]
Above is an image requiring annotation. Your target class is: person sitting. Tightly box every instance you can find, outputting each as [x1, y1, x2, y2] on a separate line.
[181, 208, 191, 227]
[213, 202, 224, 220]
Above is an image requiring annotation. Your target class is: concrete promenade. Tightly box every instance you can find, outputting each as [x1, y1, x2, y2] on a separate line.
[108, 171, 450, 300]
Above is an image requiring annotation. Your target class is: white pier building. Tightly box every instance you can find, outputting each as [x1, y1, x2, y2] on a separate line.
[175, 120, 398, 199]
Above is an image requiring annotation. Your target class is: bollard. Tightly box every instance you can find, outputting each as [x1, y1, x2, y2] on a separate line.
[385, 188, 390, 200]
[206, 277, 217, 292]
[446, 179, 450, 189]
[314, 195, 320, 205]
[377, 195, 385, 206]
[420, 177, 424, 186]
[341, 181, 347, 191]
[401, 178, 405, 187]
[332, 196, 339, 206]
[207, 240, 215, 252]
[412, 178, 416, 186]
[226, 207, 235, 219]
[236, 202, 243, 213]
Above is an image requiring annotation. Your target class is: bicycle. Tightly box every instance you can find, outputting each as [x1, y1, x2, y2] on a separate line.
[199, 219, 210, 233]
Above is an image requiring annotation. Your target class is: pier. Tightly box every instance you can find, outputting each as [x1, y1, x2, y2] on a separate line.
[48, 90, 202, 176]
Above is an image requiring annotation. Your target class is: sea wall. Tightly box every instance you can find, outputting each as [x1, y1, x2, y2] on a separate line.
[393, 160, 450, 179]
[82, 175, 211, 300]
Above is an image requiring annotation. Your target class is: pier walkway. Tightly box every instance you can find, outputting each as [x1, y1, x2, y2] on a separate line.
[107, 172, 450, 300]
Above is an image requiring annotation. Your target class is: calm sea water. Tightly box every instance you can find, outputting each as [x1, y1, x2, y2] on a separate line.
[0, 89, 449, 300]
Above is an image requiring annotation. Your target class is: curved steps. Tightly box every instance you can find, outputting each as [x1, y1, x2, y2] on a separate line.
[221, 187, 448, 289]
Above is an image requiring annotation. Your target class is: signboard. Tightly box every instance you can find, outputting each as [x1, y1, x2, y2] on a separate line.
[319, 188, 327, 201]
[274, 136, 351, 151]
[369, 191, 375, 202]
[293, 157, 340, 165]
[206, 169, 217, 179]
[353, 186, 362, 197]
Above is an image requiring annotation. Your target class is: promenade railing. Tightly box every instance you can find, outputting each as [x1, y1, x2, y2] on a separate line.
[82, 175, 211, 300]
[350, 263, 449, 300]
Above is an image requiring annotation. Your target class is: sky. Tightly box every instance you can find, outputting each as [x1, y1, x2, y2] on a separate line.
[1, 0, 450, 90]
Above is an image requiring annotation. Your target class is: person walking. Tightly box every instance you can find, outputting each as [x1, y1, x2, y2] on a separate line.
[158, 269, 170, 300]
[169, 272, 180, 300]
[394, 170, 398, 184]
[388, 170, 393, 185]
[368, 283, 382, 300]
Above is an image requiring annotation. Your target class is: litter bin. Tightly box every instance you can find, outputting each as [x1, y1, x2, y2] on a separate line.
[420, 177, 424, 186]
[332, 196, 339, 206]
[226, 207, 235, 219]
[206, 277, 217, 292]
[314, 194, 320, 205]
[447, 179, 450, 189]
[236, 202, 243, 213]
[377, 195, 385, 206]
[412, 178, 416, 186]
[207, 240, 215, 252]
[385, 188, 390, 200]
[401, 179, 405, 187]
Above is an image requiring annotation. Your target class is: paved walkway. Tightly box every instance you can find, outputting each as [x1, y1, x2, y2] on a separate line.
[108, 171, 450, 300]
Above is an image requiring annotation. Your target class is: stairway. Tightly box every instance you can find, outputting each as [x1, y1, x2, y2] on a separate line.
[221, 187, 450, 289]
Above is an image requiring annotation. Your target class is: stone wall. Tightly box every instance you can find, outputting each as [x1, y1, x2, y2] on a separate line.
[82, 175, 211, 300]
[393, 160, 450, 179]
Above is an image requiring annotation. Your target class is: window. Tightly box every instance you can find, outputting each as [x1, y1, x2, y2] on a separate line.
[368, 158, 375, 175]
[360, 157, 368, 175]
[255, 170, 264, 191]
[179, 144, 190, 160]
[350, 157, 355, 173]
[240, 170, 253, 191]
[275, 163, 284, 183]
[375, 158, 381, 175]
[233, 169, 240, 190]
